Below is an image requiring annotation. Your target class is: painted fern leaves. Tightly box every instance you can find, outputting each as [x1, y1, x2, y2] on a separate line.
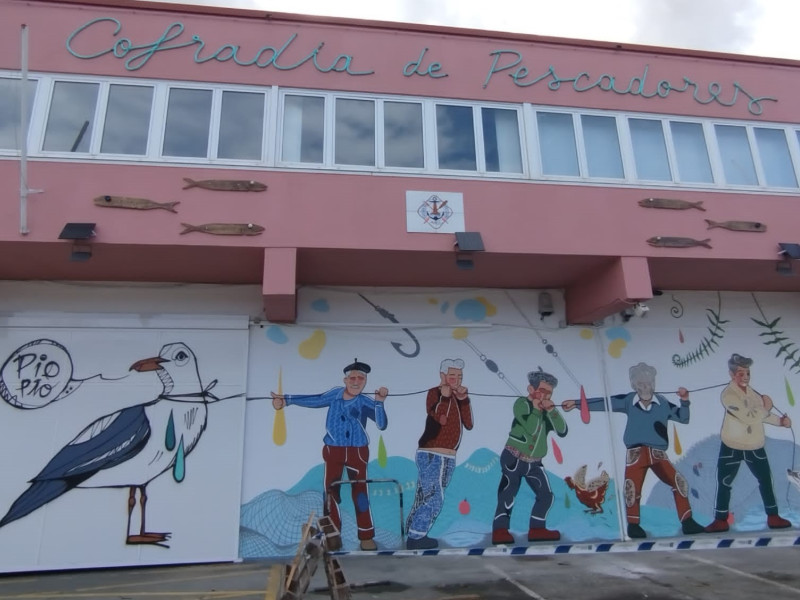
[672, 307, 729, 367]
[751, 294, 800, 373]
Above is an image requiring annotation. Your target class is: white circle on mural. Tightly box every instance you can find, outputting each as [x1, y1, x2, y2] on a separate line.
[0, 339, 75, 409]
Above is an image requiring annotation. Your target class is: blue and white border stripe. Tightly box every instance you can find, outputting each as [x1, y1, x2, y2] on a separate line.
[334, 533, 800, 557]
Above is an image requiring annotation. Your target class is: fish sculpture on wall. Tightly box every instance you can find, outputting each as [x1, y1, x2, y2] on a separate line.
[94, 195, 179, 213]
[705, 219, 767, 232]
[182, 178, 267, 192]
[180, 222, 265, 236]
[638, 198, 706, 211]
[647, 236, 712, 249]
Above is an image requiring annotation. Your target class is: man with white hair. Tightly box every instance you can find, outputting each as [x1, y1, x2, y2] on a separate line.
[406, 358, 473, 550]
[562, 362, 703, 539]
[705, 353, 792, 533]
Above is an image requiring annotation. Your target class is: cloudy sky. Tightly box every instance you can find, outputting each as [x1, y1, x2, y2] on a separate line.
[144, 0, 799, 60]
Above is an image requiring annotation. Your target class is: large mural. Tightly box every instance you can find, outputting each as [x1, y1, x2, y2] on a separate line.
[241, 289, 800, 556]
[0, 320, 248, 572]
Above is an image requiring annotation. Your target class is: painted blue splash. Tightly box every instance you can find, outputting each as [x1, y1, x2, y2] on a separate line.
[606, 326, 632, 342]
[311, 298, 330, 312]
[266, 325, 289, 344]
[440, 301, 450, 314]
[356, 492, 370, 512]
[454, 299, 486, 322]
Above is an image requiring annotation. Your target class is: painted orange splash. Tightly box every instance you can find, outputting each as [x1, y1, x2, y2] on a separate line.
[673, 424, 682, 455]
[551, 438, 563, 464]
[298, 329, 326, 359]
[580, 385, 590, 424]
[475, 296, 497, 317]
[273, 368, 287, 446]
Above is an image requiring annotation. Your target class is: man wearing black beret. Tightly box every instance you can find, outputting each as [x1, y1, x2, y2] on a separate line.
[272, 359, 389, 551]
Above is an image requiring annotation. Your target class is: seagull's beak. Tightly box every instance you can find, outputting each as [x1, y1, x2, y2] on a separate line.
[130, 357, 168, 372]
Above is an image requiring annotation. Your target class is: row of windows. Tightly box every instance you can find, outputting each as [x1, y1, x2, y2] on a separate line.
[2, 72, 800, 191]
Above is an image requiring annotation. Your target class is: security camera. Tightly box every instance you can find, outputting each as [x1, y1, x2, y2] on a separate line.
[633, 302, 649, 318]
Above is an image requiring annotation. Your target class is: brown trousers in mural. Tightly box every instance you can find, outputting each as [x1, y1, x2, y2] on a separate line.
[322, 444, 375, 540]
[625, 446, 691, 524]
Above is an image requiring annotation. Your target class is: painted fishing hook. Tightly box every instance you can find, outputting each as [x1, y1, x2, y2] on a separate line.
[356, 293, 420, 358]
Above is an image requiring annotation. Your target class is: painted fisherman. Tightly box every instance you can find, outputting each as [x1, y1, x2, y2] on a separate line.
[406, 358, 473, 550]
[562, 362, 705, 539]
[271, 359, 388, 551]
[492, 368, 567, 545]
[705, 353, 792, 533]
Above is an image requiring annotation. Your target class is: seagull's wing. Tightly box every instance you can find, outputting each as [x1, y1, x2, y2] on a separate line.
[0, 405, 151, 528]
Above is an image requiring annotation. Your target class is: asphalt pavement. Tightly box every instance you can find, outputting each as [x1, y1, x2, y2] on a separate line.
[2, 540, 800, 600]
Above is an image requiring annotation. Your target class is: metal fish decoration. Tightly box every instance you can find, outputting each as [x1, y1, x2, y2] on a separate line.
[647, 236, 712, 249]
[182, 178, 267, 192]
[705, 219, 766, 232]
[638, 198, 705, 211]
[94, 195, 179, 213]
[180, 222, 265, 236]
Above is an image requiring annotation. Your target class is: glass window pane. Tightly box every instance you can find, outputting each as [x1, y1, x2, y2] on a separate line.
[629, 118, 672, 181]
[715, 124, 757, 185]
[0, 78, 37, 150]
[43, 81, 99, 152]
[670, 121, 713, 183]
[754, 127, 797, 188]
[162, 88, 212, 157]
[282, 95, 324, 163]
[218, 91, 264, 160]
[335, 98, 375, 166]
[537, 112, 579, 176]
[482, 108, 522, 173]
[384, 101, 423, 168]
[100, 84, 152, 155]
[582, 115, 623, 178]
[436, 104, 476, 170]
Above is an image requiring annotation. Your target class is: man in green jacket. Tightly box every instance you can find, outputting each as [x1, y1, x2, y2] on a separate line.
[492, 368, 567, 544]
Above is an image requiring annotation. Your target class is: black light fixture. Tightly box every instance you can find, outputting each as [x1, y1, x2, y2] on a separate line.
[778, 243, 800, 259]
[454, 231, 485, 270]
[777, 243, 800, 276]
[59, 222, 96, 261]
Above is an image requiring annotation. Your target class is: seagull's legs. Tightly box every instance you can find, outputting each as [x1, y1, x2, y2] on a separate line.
[125, 485, 171, 546]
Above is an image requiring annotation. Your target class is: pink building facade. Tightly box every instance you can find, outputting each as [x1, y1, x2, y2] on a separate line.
[2, 0, 800, 571]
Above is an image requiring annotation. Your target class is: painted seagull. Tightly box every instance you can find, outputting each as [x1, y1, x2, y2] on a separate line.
[0, 342, 209, 546]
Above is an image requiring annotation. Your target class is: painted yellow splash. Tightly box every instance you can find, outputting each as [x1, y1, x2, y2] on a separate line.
[673, 424, 682, 455]
[273, 368, 286, 446]
[428, 297, 439, 304]
[452, 327, 469, 340]
[580, 329, 594, 340]
[475, 296, 497, 317]
[608, 338, 627, 358]
[378, 435, 387, 467]
[298, 329, 326, 359]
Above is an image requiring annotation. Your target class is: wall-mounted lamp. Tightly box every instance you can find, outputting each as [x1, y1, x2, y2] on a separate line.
[59, 222, 95, 261]
[777, 243, 800, 276]
[538, 291, 554, 319]
[454, 231, 485, 270]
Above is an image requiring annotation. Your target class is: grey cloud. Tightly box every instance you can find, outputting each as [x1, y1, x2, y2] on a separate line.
[631, 0, 762, 54]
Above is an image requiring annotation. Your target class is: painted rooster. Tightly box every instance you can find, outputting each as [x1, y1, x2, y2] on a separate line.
[565, 464, 609, 514]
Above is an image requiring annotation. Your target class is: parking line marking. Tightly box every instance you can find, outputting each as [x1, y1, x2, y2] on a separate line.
[683, 554, 800, 596]
[264, 564, 283, 600]
[483, 563, 548, 600]
[75, 567, 270, 592]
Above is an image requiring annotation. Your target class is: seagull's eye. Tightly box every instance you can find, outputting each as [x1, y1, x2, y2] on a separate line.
[173, 350, 189, 366]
